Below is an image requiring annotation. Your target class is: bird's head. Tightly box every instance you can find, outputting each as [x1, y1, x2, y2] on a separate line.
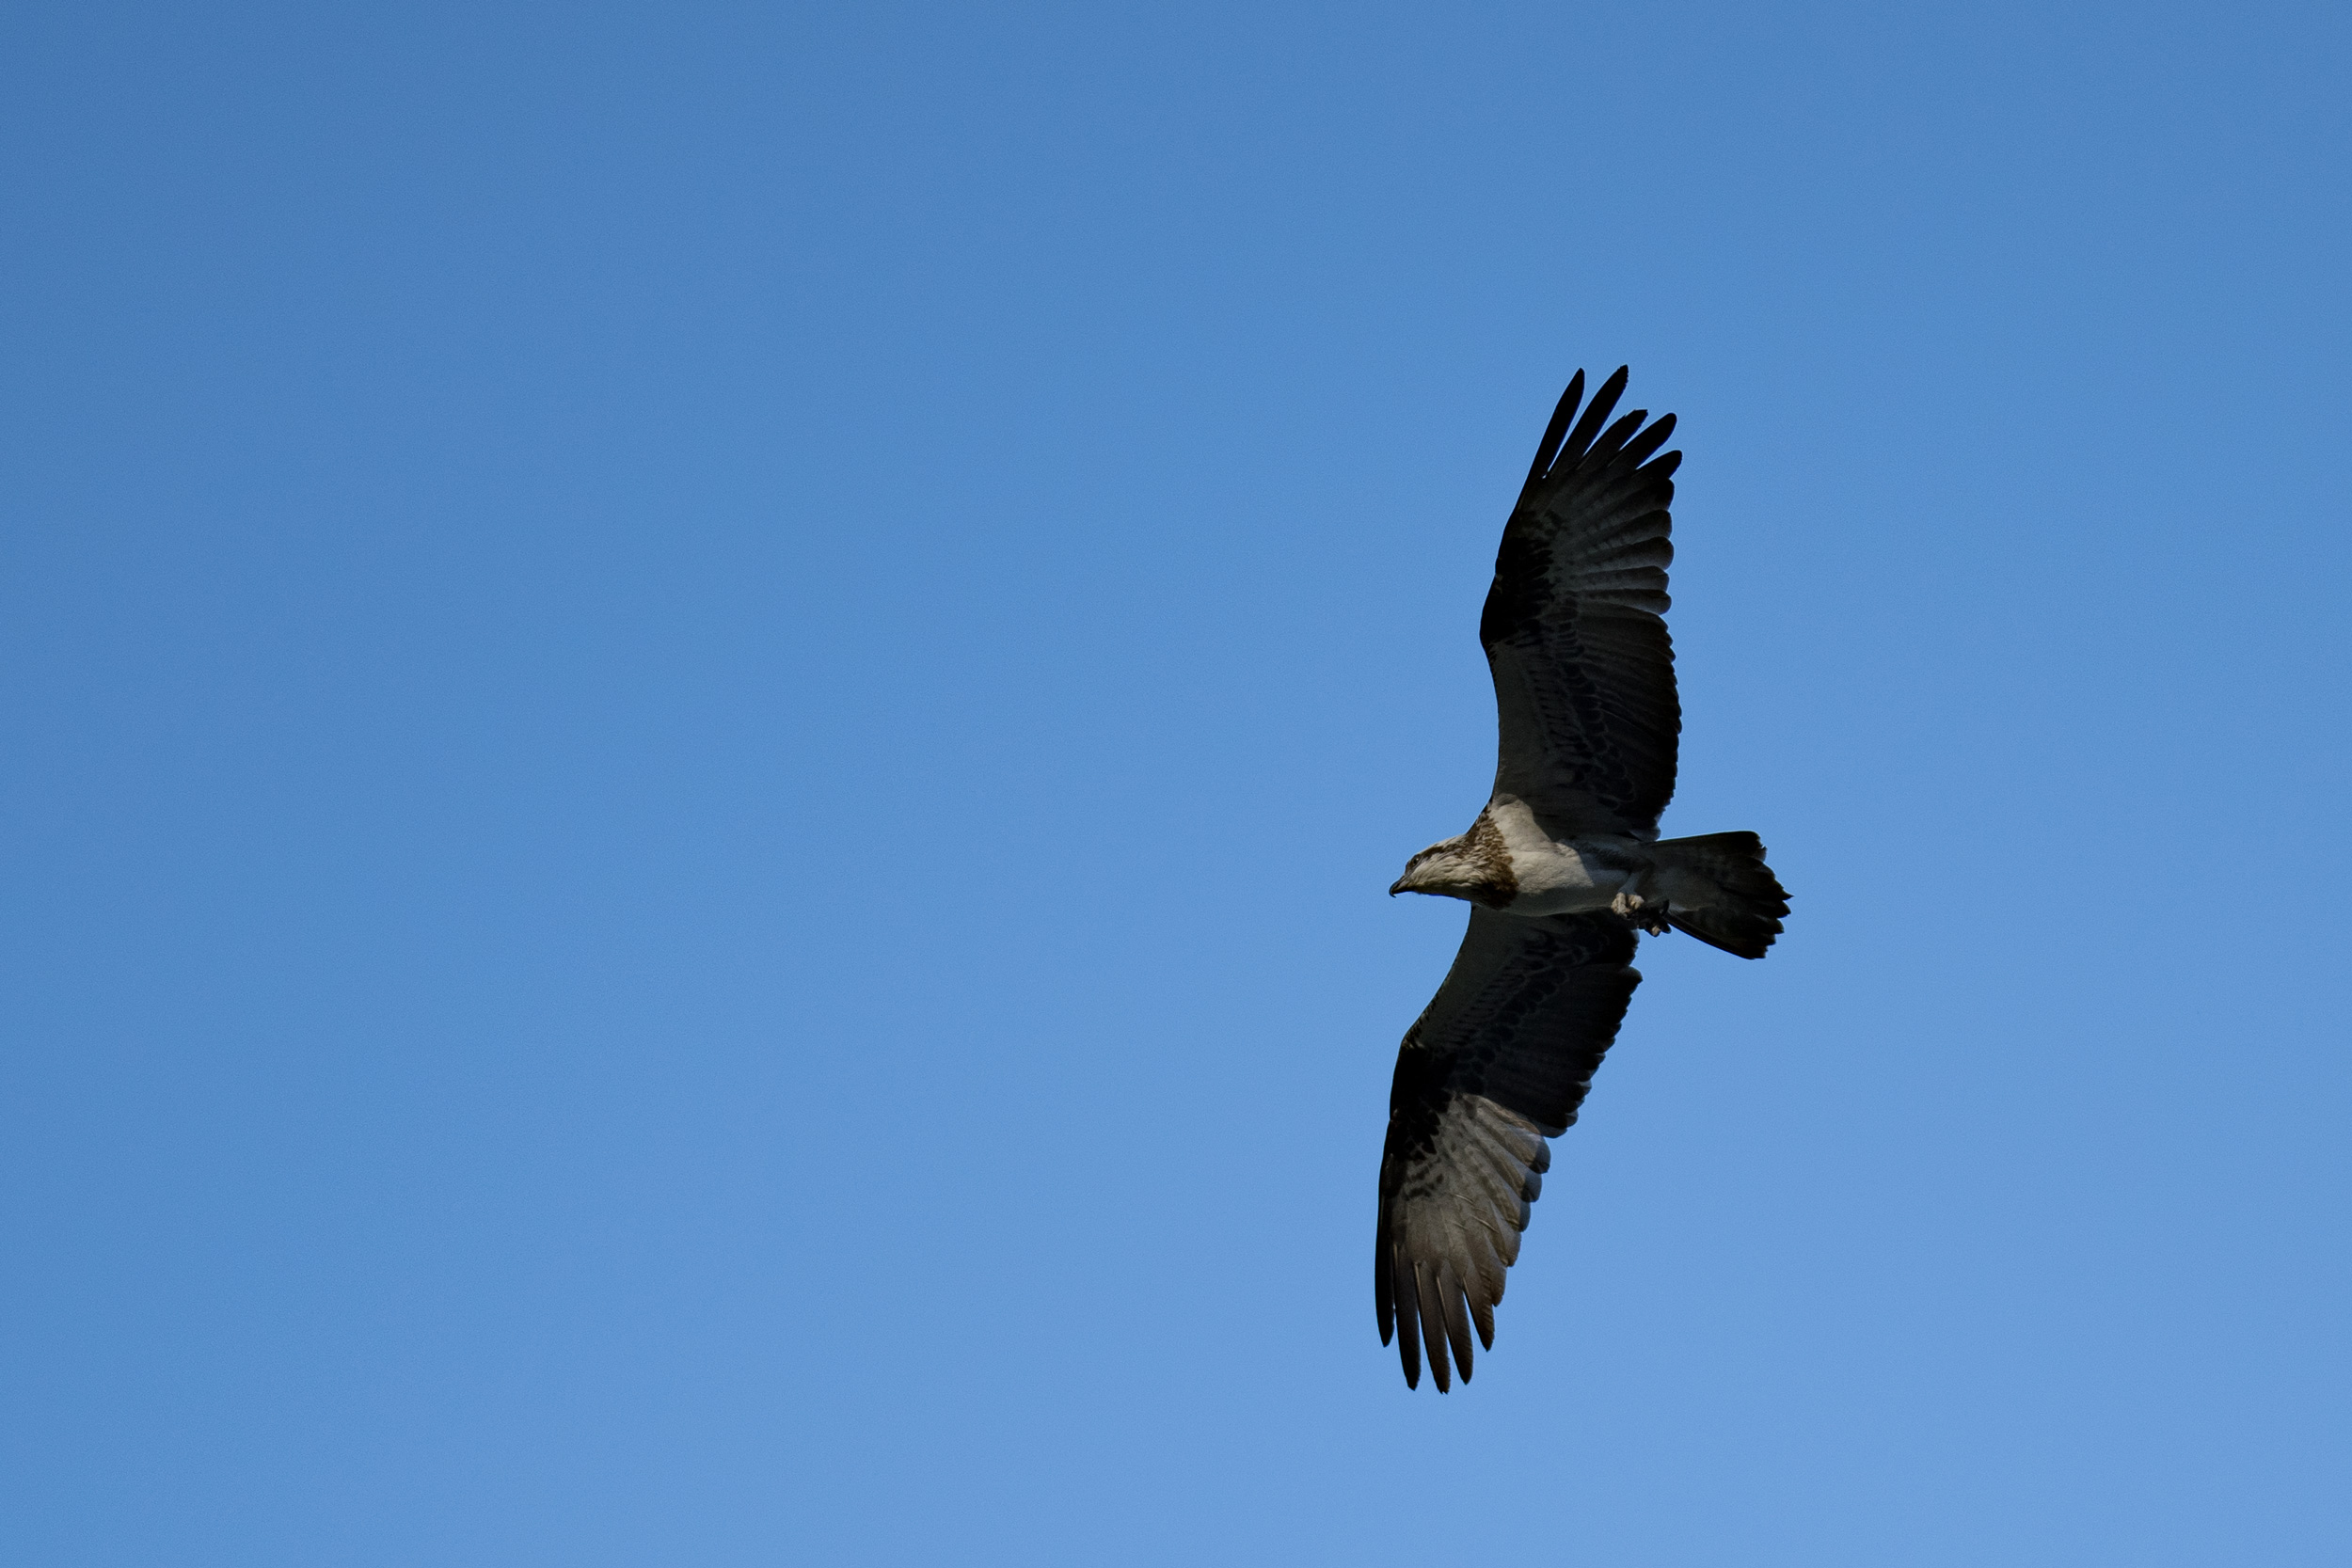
[1389, 828, 1515, 907]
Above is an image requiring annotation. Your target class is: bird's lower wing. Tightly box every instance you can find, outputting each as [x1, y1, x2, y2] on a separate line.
[1375, 908, 1641, 1390]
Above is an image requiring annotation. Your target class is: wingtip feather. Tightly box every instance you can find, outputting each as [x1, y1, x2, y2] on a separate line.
[1521, 370, 1586, 493]
[1558, 365, 1630, 467]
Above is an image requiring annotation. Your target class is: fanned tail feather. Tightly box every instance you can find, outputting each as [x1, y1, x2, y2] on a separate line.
[1652, 832, 1788, 958]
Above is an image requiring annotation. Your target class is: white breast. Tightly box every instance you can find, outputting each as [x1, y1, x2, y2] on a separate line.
[1485, 797, 1633, 916]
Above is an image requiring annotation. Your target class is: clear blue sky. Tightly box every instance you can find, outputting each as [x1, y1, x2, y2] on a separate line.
[5, 2, 2347, 1563]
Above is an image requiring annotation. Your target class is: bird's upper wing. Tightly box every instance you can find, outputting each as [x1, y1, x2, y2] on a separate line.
[1482, 368, 1683, 836]
[1375, 907, 1641, 1390]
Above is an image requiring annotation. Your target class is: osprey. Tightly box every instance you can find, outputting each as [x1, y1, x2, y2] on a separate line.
[1377, 367, 1788, 1390]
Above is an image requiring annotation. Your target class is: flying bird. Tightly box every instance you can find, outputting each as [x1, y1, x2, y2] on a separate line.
[1377, 367, 1788, 1390]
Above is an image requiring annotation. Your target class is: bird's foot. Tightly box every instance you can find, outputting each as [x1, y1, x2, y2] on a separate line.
[1611, 891, 1672, 937]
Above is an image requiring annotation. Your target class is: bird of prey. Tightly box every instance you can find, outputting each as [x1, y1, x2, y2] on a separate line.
[1377, 367, 1788, 1391]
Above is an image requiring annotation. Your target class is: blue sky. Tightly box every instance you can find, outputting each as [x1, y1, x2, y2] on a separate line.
[5, 2, 2348, 1562]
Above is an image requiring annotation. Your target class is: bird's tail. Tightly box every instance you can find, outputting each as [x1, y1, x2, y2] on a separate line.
[1649, 832, 1788, 958]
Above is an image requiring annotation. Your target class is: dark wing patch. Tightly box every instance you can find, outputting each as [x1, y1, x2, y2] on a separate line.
[1482, 368, 1683, 835]
[1375, 909, 1641, 1390]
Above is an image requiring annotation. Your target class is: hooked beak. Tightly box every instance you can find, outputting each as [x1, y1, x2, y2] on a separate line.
[1388, 876, 1407, 896]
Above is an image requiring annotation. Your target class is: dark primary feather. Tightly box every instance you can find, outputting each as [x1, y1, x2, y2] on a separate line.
[1520, 369, 1583, 490]
[1375, 910, 1641, 1390]
[1481, 368, 1683, 836]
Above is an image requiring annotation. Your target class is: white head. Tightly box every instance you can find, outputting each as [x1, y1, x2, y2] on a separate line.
[1389, 816, 1517, 907]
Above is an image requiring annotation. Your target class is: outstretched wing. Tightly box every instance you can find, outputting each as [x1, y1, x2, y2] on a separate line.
[1482, 368, 1683, 837]
[1375, 908, 1642, 1390]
